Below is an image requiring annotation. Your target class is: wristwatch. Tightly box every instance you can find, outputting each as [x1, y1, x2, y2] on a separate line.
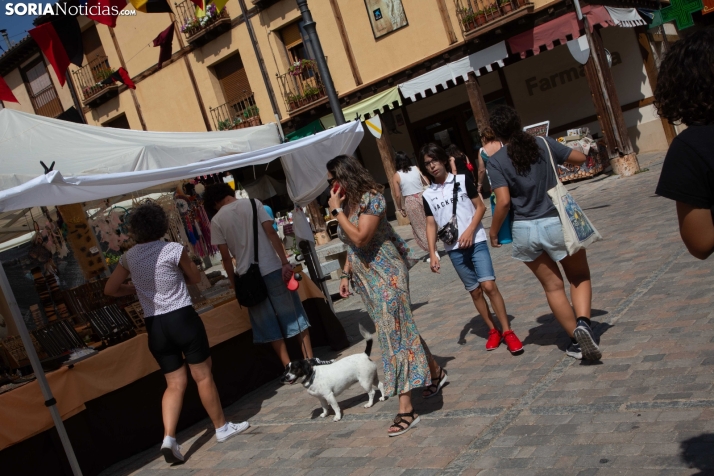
[331, 208, 343, 217]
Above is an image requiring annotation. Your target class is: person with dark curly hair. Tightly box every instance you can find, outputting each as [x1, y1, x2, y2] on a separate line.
[105, 203, 249, 464]
[486, 106, 601, 361]
[654, 28, 714, 260]
[327, 155, 443, 437]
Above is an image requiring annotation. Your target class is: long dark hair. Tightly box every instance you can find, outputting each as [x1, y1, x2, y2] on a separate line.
[326, 155, 384, 211]
[419, 143, 450, 178]
[394, 151, 412, 173]
[489, 106, 541, 176]
[654, 29, 714, 126]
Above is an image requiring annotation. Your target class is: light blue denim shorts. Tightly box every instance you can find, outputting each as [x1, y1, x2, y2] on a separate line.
[511, 217, 567, 262]
[247, 269, 310, 343]
[447, 241, 496, 292]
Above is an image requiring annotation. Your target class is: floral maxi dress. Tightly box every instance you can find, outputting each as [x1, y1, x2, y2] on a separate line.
[338, 192, 432, 397]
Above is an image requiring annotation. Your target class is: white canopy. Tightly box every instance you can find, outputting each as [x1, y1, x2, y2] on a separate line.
[0, 109, 281, 191]
[0, 118, 364, 212]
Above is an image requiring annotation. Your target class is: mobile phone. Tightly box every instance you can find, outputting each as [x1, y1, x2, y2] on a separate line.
[332, 182, 346, 197]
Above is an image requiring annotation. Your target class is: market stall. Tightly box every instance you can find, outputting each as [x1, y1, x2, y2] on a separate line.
[0, 109, 363, 475]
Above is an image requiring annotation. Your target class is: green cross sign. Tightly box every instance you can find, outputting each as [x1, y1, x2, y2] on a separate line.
[650, 0, 704, 29]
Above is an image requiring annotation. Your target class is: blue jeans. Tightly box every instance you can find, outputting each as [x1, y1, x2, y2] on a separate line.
[447, 241, 496, 292]
[247, 269, 310, 343]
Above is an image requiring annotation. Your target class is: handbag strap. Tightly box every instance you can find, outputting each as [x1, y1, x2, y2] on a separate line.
[451, 175, 460, 217]
[539, 136, 560, 182]
[250, 199, 259, 264]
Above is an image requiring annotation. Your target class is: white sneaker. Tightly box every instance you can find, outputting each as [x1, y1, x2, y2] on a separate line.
[160, 437, 184, 464]
[216, 421, 250, 443]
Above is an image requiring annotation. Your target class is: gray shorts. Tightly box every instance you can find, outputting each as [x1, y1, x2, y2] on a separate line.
[511, 217, 567, 262]
[247, 269, 310, 343]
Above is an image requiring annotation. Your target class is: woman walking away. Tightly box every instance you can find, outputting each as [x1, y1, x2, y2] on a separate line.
[446, 144, 480, 190]
[392, 151, 430, 254]
[327, 155, 445, 437]
[654, 29, 714, 260]
[421, 144, 523, 354]
[486, 106, 601, 361]
[105, 203, 249, 464]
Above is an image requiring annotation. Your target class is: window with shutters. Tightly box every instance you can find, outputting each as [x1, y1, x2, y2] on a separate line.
[21, 58, 63, 118]
[214, 54, 252, 105]
[103, 114, 130, 129]
[280, 22, 308, 65]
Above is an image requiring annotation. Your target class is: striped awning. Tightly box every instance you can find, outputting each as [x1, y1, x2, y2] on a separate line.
[320, 86, 402, 129]
[398, 41, 509, 102]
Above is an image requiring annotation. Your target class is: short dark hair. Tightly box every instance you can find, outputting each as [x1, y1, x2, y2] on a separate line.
[202, 183, 235, 216]
[445, 144, 465, 160]
[394, 151, 412, 173]
[654, 29, 714, 126]
[128, 202, 168, 243]
[419, 143, 450, 177]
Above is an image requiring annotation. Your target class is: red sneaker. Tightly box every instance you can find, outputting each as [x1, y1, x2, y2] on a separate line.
[503, 330, 524, 354]
[485, 329, 502, 350]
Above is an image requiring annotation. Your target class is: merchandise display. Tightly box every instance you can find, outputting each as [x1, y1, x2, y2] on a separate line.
[556, 128, 609, 182]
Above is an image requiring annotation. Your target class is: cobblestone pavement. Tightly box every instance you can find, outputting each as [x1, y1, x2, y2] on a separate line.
[102, 151, 714, 476]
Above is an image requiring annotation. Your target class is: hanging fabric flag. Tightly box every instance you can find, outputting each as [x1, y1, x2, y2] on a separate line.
[152, 24, 174, 70]
[211, 0, 229, 14]
[29, 16, 83, 86]
[129, 0, 172, 13]
[100, 67, 136, 89]
[190, 0, 206, 11]
[0, 76, 19, 103]
[86, 0, 128, 28]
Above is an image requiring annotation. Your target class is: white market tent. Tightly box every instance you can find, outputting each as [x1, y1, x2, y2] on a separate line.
[0, 109, 364, 475]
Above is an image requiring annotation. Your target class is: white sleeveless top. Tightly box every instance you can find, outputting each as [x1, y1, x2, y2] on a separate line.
[397, 166, 423, 196]
[120, 241, 193, 317]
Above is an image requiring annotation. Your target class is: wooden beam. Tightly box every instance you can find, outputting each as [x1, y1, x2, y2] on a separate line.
[636, 27, 677, 146]
[436, 0, 458, 45]
[109, 27, 148, 131]
[328, 0, 362, 86]
[375, 131, 409, 226]
[465, 71, 490, 131]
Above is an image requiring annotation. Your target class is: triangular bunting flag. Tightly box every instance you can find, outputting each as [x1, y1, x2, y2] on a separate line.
[0, 76, 19, 103]
[101, 67, 136, 89]
[29, 16, 83, 87]
[190, 0, 205, 10]
[211, 0, 228, 14]
[129, 0, 172, 13]
[86, 0, 128, 28]
[152, 24, 174, 70]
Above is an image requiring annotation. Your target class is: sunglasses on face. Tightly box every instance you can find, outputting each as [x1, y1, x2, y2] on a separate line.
[423, 160, 439, 168]
[327, 177, 336, 186]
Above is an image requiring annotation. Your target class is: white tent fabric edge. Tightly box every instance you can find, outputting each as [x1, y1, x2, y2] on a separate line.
[0, 121, 364, 212]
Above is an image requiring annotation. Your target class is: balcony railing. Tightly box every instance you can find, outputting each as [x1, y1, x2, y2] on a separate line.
[72, 55, 119, 107]
[30, 85, 63, 118]
[276, 59, 328, 114]
[175, 0, 231, 46]
[209, 91, 262, 131]
[455, 0, 531, 36]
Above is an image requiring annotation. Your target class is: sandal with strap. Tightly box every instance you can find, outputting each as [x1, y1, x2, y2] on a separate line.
[388, 410, 420, 437]
[422, 367, 448, 399]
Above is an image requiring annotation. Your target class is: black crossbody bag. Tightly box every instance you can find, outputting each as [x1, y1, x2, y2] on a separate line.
[437, 181, 460, 246]
[234, 199, 268, 307]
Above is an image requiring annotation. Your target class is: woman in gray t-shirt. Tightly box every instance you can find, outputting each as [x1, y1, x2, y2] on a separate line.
[486, 106, 602, 362]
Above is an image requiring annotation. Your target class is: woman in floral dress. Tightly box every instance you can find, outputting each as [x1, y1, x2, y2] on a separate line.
[326, 155, 447, 437]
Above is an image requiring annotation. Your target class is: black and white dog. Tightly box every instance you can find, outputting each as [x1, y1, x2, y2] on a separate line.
[280, 324, 386, 421]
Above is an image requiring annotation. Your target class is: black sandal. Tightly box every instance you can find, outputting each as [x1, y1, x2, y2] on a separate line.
[422, 367, 448, 399]
[388, 410, 420, 437]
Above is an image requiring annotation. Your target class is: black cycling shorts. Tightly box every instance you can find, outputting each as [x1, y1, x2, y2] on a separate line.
[144, 305, 211, 374]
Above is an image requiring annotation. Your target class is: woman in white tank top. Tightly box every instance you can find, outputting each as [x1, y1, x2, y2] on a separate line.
[393, 152, 430, 253]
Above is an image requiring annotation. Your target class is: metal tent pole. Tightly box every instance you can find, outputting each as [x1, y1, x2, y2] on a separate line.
[0, 263, 83, 476]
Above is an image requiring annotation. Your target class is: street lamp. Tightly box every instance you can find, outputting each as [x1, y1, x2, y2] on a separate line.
[296, 0, 345, 126]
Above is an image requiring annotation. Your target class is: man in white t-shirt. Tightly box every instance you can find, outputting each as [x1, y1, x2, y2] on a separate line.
[420, 143, 523, 355]
[203, 183, 316, 368]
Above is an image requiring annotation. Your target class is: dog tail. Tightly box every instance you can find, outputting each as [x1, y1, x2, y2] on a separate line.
[358, 323, 373, 357]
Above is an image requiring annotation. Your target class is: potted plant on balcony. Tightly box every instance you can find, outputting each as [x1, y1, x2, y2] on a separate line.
[475, 9, 487, 26]
[500, 0, 513, 13]
[181, 18, 200, 36]
[486, 4, 501, 20]
[287, 93, 303, 110]
[303, 85, 323, 104]
[217, 119, 232, 131]
[288, 59, 316, 77]
[462, 12, 477, 31]
[242, 106, 260, 126]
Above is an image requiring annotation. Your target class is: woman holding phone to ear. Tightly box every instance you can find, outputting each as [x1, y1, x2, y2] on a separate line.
[326, 155, 445, 437]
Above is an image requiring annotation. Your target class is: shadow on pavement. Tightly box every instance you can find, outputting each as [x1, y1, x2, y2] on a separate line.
[680, 433, 714, 474]
[457, 314, 519, 345]
[520, 309, 610, 351]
